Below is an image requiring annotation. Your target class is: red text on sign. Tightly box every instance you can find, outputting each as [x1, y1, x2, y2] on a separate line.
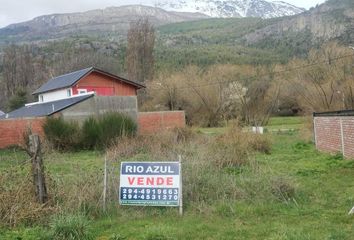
[127, 177, 173, 186]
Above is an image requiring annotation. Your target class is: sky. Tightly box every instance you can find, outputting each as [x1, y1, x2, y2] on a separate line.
[0, 0, 327, 28]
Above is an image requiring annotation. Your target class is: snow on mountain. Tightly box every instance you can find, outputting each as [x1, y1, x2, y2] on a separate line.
[151, 0, 305, 18]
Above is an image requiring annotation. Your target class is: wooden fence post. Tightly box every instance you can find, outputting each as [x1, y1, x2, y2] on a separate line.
[29, 135, 48, 204]
[103, 156, 107, 211]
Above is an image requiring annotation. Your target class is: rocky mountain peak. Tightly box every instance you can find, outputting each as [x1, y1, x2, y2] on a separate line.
[153, 0, 305, 18]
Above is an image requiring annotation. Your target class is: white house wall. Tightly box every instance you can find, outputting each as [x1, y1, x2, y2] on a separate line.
[40, 88, 71, 102]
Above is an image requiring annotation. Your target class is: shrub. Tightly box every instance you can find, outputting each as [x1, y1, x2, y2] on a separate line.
[249, 134, 271, 154]
[107, 128, 194, 161]
[0, 166, 57, 227]
[44, 113, 137, 151]
[43, 117, 80, 151]
[81, 117, 102, 150]
[270, 177, 296, 202]
[209, 125, 250, 168]
[173, 127, 196, 143]
[8, 89, 27, 111]
[49, 214, 93, 240]
[98, 112, 137, 148]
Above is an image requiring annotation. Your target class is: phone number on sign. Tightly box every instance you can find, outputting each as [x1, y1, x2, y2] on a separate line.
[120, 187, 178, 201]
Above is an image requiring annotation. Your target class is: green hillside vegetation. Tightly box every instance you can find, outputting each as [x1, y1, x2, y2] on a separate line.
[156, 17, 289, 68]
[154, 17, 290, 69]
[158, 17, 278, 42]
[250, 28, 316, 59]
[155, 44, 286, 70]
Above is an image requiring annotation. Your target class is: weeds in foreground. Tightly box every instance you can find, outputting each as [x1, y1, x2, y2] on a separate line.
[0, 165, 57, 227]
[49, 214, 93, 240]
[1, 126, 294, 229]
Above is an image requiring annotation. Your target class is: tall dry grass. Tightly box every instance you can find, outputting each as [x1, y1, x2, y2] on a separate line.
[104, 126, 285, 211]
[0, 126, 296, 227]
[0, 164, 57, 227]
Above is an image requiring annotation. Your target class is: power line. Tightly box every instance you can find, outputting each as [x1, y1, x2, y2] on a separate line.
[147, 53, 354, 91]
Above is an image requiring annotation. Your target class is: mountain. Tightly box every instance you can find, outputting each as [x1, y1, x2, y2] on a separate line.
[243, 0, 354, 47]
[0, 0, 353, 70]
[0, 0, 305, 44]
[0, 5, 208, 43]
[157, 0, 354, 60]
[154, 0, 304, 18]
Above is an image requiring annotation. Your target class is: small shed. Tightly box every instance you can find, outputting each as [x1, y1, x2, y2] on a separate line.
[313, 110, 354, 158]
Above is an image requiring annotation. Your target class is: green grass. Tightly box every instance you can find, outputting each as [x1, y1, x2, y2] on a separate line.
[265, 116, 306, 132]
[197, 116, 306, 135]
[268, 116, 305, 126]
[1, 116, 354, 239]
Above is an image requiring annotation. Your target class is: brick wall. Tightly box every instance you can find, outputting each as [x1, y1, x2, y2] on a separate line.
[314, 116, 354, 158]
[0, 111, 185, 148]
[0, 118, 45, 149]
[342, 118, 354, 158]
[138, 111, 186, 135]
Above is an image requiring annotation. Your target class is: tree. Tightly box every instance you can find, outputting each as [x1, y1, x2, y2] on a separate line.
[284, 42, 354, 113]
[2, 44, 18, 98]
[144, 65, 248, 127]
[8, 89, 27, 111]
[144, 71, 188, 111]
[2, 44, 36, 109]
[234, 66, 280, 126]
[126, 18, 155, 83]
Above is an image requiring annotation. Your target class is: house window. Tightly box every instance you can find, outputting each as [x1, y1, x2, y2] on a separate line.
[39, 95, 44, 102]
[78, 89, 87, 95]
[67, 89, 72, 97]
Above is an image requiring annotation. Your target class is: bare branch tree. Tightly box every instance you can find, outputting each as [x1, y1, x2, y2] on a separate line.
[126, 18, 155, 83]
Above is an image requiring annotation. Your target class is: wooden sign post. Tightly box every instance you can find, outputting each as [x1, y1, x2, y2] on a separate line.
[29, 135, 48, 204]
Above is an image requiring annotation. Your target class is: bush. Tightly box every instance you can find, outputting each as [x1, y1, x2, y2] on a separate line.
[43, 118, 80, 151]
[107, 127, 195, 161]
[208, 125, 250, 168]
[44, 113, 137, 151]
[0, 166, 57, 227]
[249, 134, 271, 154]
[270, 177, 296, 202]
[8, 89, 27, 111]
[99, 112, 137, 148]
[81, 117, 102, 150]
[49, 214, 93, 240]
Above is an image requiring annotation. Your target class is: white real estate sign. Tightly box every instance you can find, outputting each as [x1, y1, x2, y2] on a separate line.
[119, 162, 181, 206]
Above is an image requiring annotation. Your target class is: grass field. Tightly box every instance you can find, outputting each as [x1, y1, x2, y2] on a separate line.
[1, 117, 354, 239]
